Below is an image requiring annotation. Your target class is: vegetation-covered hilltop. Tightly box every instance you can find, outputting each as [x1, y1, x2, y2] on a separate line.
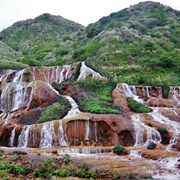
[0, 1, 179, 85]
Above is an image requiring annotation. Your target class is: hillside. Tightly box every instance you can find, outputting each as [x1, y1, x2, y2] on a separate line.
[0, 13, 84, 66]
[0, 1, 180, 85]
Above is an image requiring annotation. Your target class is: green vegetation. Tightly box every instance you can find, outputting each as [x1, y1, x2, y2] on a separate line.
[12, 151, 27, 156]
[36, 96, 71, 123]
[162, 85, 170, 98]
[0, 1, 179, 87]
[75, 78, 121, 114]
[158, 127, 169, 144]
[112, 145, 126, 155]
[0, 161, 26, 175]
[54, 155, 99, 179]
[23, 70, 31, 82]
[110, 170, 153, 180]
[147, 142, 156, 149]
[158, 127, 168, 135]
[128, 97, 152, 113]
[33, 158, 57, 179]
[62, 154, 71, 164]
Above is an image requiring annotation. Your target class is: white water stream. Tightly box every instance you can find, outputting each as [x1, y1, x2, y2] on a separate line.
[18, 125, 32, 148]
[77, 62, 104, 80]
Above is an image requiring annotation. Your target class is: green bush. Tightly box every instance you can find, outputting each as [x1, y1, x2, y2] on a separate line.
[63, 154, 71, 164]
[0, 169, 9, 180]
[158, 127, 168, 135]
[22, 57, 41, 66]
[162, 85, 170, 98]
[74, 163, 99, 179]
[55, 48, 69, 56]
[23, 70, 31, 82]
[36, 96, 70, 123]
[33, 158, 57, 179]
[78, 96, 120, 114]
[158, 127, 169, 144]
[147, 142, 156, 149]
[53, 162, 99, 179]
[128, 97, 152, 113]
[12, 151, 27, 156]
[76, 78, 121, 114]
[112, 145, 126, 155]
[0, 162, 26, 175]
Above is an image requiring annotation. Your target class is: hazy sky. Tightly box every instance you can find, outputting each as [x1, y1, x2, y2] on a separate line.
[0, 0, 180, 31]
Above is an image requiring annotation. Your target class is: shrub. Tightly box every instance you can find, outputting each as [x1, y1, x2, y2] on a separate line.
[0, 169, 9, 180]
[63, 154, 71, 164]
[74, 163, 99, 179]
[12, 151, 27, 156]
[53, 162, 99, 179]
[22, 57, 41, 66]
[23, 70, 31, 82]
[0, 162, 26, 175]
[55, 48, 69, 56]
[162, 85, 170, 98]
[158, 127, 169, 144]
[76, 78, 121, 114]
[112, 145, 126, 155]
[36, 96, 70, 123]
[128, 97, 152, 113]
[147, 142, 156, 149]
[33, 158, 57, 179]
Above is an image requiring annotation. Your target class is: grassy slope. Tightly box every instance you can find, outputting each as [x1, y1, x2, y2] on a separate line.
[0, 2, 179, 85]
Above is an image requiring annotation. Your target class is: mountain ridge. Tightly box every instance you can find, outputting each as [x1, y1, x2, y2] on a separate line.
[0, 1, 179, 85]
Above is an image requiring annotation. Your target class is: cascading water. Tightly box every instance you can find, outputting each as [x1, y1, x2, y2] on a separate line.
[129, 150, 142, 158]
[40, 121, 56, 148]
[150, 108, 180, 135]
[9, 126, 17, 147]
[131, 114, 161, 147]
[43, 65, 72, 84]
[13, 69, 25, 83]
[58, 120, 68, 146]
[18, 125, 31, 148]
[121, 83, 144, 103]
[77, 62, 104, 80]
[0, 81, 36, 112]
[85, 119, 90, 140]
[63, 96, 81, 119]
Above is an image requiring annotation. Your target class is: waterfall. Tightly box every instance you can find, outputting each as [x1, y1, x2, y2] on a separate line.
[63, 96, 81, 119]
[131, 114, 161, 147]
[77, 62, 104, 80]
[121, 83, 144, 103]
[60, 65, 71, 83]
[85, 119, 90, 140]
[0, 81, 36, 112]
[42, 65, 72, 84]
[130, 85, 137, 96]
[13, 69, 25, 83]
[150, 108, 180, 135]
[57, 147, 110, 154]
[169, 87, 180, 101]
[58, 120, 68, 146]
[166, 136, 178, 151]
[129, 150, 142, 158]
[94, 121, 98, 142]
[40, 121, 56, 148]
[18, 125, 31, 148]
[9, 126, 17, 147]
[152, 157, 180, 179]
[11, 82, 29, 111]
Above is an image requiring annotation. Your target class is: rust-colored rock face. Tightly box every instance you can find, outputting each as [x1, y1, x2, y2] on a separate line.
[64, 113, 134, 147]
[0, 65, 180, 158]
[112, 84, 130, 112]
[28, 81, 58, 109]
